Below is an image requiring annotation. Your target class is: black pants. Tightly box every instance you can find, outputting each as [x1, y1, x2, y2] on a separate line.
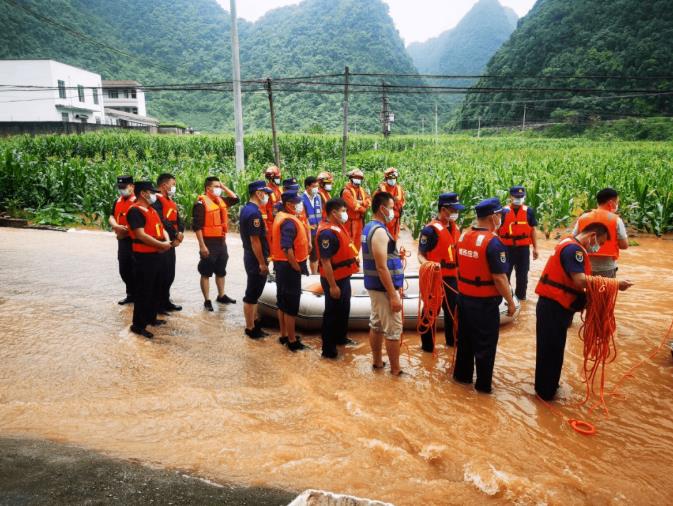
[535, 296, 575, 401]
[453, 295, 501, 393]
[320, 276, 352, 356]
[117, 238, 135, 297]
[158, 247, 176, 309]
[275, 261, 302, 316]
[506, 245, 530, 300]
[420, 276, 458, 351]
[132, 252, 162, 330]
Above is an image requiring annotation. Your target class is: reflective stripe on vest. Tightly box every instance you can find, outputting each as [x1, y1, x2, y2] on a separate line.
[425, 220, 460, 278]
[114, 195, 136, 227]
[535, 237, 591, 310]
[156, 194, 178, 227]
[128, 203, 164, 254]
[270, 212, 310, 263]
[302, 192, 323, 231]
[344, 185, 367, 220]
[576, 208, 619, 259]
[499, 205, 532, 246]
[456, 229, 500, 298]
[198, 194, 227, 238]
[361, 220, 404, 291]
[316, 222, 359, 281]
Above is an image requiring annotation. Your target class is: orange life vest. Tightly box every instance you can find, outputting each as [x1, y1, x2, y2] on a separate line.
[263, 184, 282, 222]
[424, 219, 460, 278]
[197, 194, 228, 238]
[271, 212, 310, 263]
[536, 236, 592, 310]
[113, 195, 136, 227]
[343, 184, 368, 221]
[499, 205, 532, 246]
[378, 182, 405, 213]
[156, 193, 178, 228]
[457, 228, 500, 298]
[128, 203, 165, 254]
[318, 188, 331, 219]
[316, 222, 359, 280]
[576, 208, 619, 259]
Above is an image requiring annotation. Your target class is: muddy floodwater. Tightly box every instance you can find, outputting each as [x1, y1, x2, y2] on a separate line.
[1, 227, 672, 505]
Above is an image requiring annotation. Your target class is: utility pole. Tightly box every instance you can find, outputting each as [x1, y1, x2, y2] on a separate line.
[230, 0, 245, 172]
[341, 66, 350, 177]
[421, 117, 425, 135]
[265, 78, 280, 168]
[434, 102, 438, 138]
[380, 81, 393, 138]
[477, 117, 481, 138]
[522, 103, 527, 131]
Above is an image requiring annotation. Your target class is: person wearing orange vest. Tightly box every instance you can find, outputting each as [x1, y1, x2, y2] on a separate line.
[573, 187, 629, 278]
[263, 165, 283, 245]
[317, 197, 359, 359]
[109, 175, 136, 305]
[317, 171, 333, 219]
[153, 173, 184, 313]
[453, 198, 516, 394]
[126, 181, 171, 339]
[497, 186, 539, 300]
[341, 168, 371, 253]
[375, 167, 406, 241]
[271, 191, 310, 352]
[417, 192, 465, 352]
[534, 222, 633, 400]
[192, 176, 240, 311]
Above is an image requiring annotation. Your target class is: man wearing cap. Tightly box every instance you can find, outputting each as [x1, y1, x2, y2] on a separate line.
[453, 197, 516, 393]
[302, 176, 323, 274]
[572, 187, 629, 278]
[376, 167, 405, 241]
[317, 197, 359, 358]
[498, 185, 539, 300]
[240, 181, 274, 339]
[192, 176, 239, 311]
[317, 171, 334, 218]
[153, 173, 184, 313]
[417, 192, 464, 351]
[263, 165, 282, 244]
[109, 176, 136, 305]
[362, 192, 405, 375]
[342, 169, 371, 253]
[126, 181, 171, 339]
[271, 192, 309, 351]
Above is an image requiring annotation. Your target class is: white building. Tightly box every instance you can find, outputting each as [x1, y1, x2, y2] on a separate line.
[0, 59, 105, 124]
[102, 80, 147, 116]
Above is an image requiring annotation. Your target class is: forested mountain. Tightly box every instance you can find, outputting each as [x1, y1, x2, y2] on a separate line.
[458, 0, 673, 128]
[1, 0, 439, 133]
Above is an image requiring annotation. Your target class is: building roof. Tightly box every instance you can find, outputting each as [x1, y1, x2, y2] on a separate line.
[102, 80, 142, 88]
[104, 107, 159, 125]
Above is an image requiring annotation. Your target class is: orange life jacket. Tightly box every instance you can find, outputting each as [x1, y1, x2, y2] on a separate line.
[424, 219, 460, 278]
[263, 184, 282, 222]
[343, 184, 369, 221]
[113, 195, 136, 227]
[576, 208, 619, 259]
[316, 222, 359, 280]
[318, 188, 331, 218]
[379, 182, 405, 212]
[156, 193, 178, 227]
[128, 203, 164, 254]
[536, 236, 591, 310]
[197, 194, 228, 238]
[457, 228, 500, 298]
[271, 211, 310, 263]
[499, 205, 532, 246]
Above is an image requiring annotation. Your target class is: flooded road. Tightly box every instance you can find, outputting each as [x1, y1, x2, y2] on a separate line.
[1, 227, 672, 505]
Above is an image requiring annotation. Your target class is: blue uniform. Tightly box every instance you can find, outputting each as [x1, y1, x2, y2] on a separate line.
[239, 202, 269, 305]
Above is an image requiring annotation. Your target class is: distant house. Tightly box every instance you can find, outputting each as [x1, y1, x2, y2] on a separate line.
[102, 80, 159, 131]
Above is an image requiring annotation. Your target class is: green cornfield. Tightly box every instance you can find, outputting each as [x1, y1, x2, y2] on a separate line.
[0, 131, 672, 237]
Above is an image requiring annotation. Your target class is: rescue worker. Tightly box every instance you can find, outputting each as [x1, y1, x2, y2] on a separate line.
[126, 181, 171, 338]
[153, 173, 184, 313]
[192, 176, 239, 311]
[498, 185, 539, 300]
[317, 171, 334, 218]
[302, 176, 323, 274]
[342, 168, 371, 253]
[535, 222, 633, 400]
[417, 192, 465, 351]
[317, 197, 359, 358]
[375, 167, 405, 240]
[362, 192, 405, 376]
[271, 191, 309, 351]
[573, 187, 629, 278]
[109, 175, 136, 304]
[263, 165, 283, 244]
[453, 198, 516, 393]
[240, 180, 274, 339]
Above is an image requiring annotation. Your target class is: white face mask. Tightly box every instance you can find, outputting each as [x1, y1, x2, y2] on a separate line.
[118, 187, 131, 197]
[260, 193, 269, 205]
[449, 213, 459, 222]
[295, 202, 304, 214]
[351, 179, 362, 186]
[147, 192, 157, 204]
[339, 211, 348, 223]
[211, 187, 223, 198]
[273, 177, 281, 185]
[383, 207, 394, 223]
[512, 197, 525, 206]
[168, 185, 177, 197]
[324, 184, 333, 192]
[386, 178, 396, 186]
[310, 187, 319, 196]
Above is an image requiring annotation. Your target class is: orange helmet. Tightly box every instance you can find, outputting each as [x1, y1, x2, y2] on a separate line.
[384, 167, 398, 179]
[347, 168, 364, 180]
[317, 171, 333, 183]
[264, 165, 281, 179]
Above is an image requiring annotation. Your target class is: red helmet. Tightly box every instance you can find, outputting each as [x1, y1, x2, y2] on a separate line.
[264, 165, 281, 179]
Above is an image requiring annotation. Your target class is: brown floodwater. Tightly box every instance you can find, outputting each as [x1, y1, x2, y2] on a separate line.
[1, 227, 672, 505]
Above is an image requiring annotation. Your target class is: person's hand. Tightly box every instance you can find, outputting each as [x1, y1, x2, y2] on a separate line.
[532, 248, 539, 260]
[506, 300, 516, 317]
[329, 285, 341, 299]
[291, 263, 301, 273]
[199, 246, 209, 258]
[158, 241, 171, 252]
[390, 292, 403, 313]
[259, 263, 269, 275]
[170, 239, 179, 248]
[177, 232, 184, 243]
[618, 279, 634, 291]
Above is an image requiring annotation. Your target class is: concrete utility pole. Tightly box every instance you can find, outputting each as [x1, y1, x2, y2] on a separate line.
[265, 78, 280, 168]
[230, 0, 245, 172]
[380, 81, 392, 138]
[421, 117, 425, 135]
[434, 102, 438, 138]
[477, 116, 481, 138]
[341, 66, 350, 176]
[522, 103, 527, 131]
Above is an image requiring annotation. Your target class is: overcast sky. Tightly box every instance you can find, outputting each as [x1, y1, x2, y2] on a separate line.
[223, 0, 536, 44]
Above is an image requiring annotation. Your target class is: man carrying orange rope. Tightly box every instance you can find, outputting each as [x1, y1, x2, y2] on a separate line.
[535, 222, 633, 401]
